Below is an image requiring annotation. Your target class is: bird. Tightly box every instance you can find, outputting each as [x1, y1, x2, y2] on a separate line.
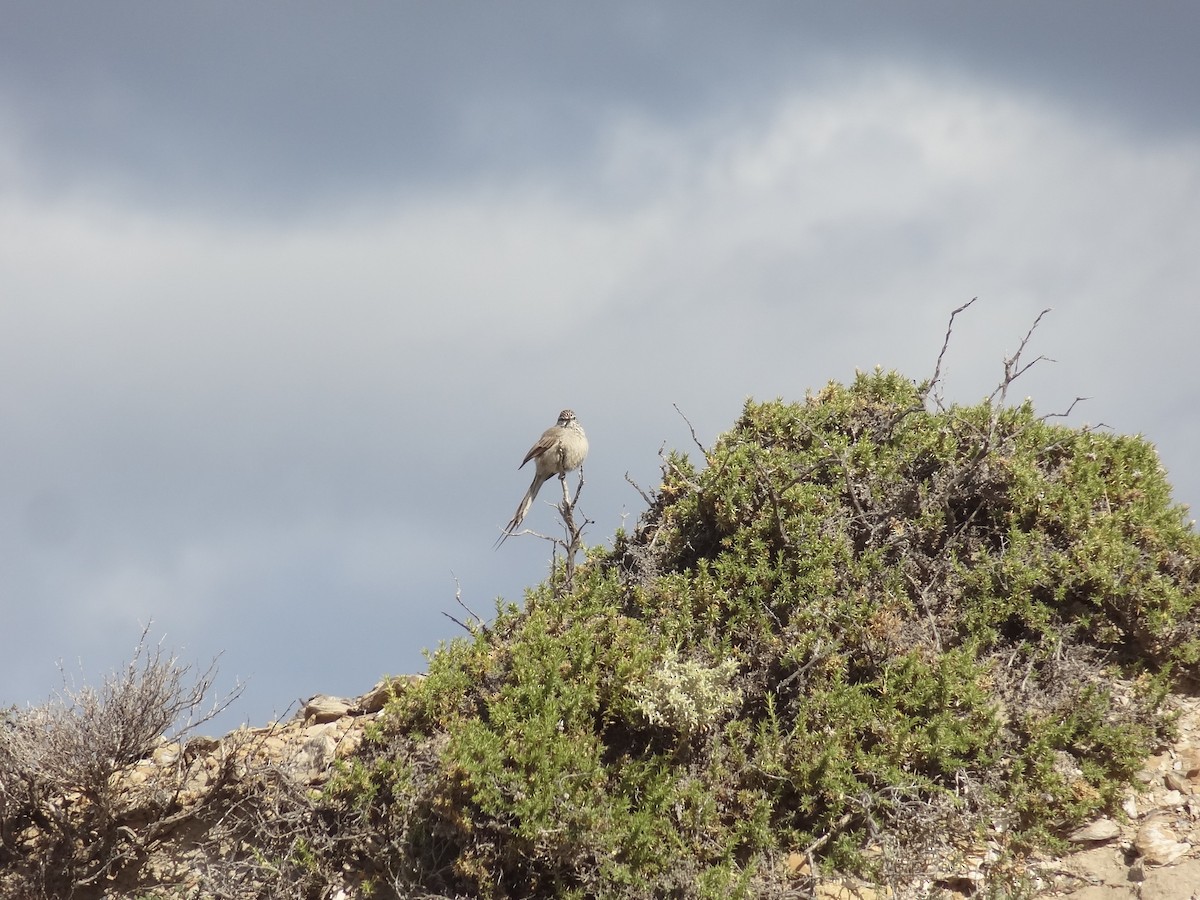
[495, 409, 588, 548]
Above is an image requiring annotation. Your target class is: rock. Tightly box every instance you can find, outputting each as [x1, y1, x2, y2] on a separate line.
[183, 735, 220, 760]
[302, 694, 355, 723]
[1138, 751, 1173, 784]
[152, 742, 182, 767]
[357, 678, 396, 713]
[1140, 857, 1200, 900]
[1128, 858, 1146, 882]
[1135, 819, 1191, 866]
[300, 675, 421, 721]
[293, 727, 338, 781]
[1165, 770, 1191, 794]
[1179, 747, 1200, 778]
[123, 762, 154, 789]
[784, 851, 811, 876]
[358, 674, 424, 712]
[1068, 817, 1121, 843]
[815, 880, 892, 900]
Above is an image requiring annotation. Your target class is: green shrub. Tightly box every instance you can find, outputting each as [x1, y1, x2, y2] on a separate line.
[329, 368, 1200, 897]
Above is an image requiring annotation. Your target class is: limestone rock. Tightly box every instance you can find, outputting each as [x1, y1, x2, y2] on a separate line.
[357, 674, 423, 713]
[293, 726, 338, 781]
[302, 694, 355, 723]
[1178, 747, 1200, 778]
[357, 678, 396, 713]
[1068, 817, 1121, 843]
[1135, 818, 1191, 867]
[1165, 770, 1191, 794]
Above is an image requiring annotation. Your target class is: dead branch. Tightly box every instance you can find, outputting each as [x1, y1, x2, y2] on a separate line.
[625, 471, 653, 507]
[441, 573, 483, 635]
[658, 442, 702, 491]
[556, 469, 590, 592]
[986, 308, 1053, 448]
[673, 402, 712, 464]
[923, 297, 978, 408]
[989, 307, 1053, 409]
[1042, 396, 1089, 420]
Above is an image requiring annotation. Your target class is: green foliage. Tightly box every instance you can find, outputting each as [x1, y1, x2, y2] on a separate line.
[326, 369, 1200, 897]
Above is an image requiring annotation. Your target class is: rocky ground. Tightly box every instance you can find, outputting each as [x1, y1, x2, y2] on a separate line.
[11, 675, 1192, 899]
[92, 681, 1199, 900]
[1034, 691, 1200, 900]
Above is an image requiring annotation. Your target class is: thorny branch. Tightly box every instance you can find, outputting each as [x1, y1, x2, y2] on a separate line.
[673, 402, 712, 464]
[1042, 396, 1089, 421]
[922, 296, 978, 409]
[989, 307, 1053, 408]
[625, 471, 654, 508]
[442, 573, 485, 635]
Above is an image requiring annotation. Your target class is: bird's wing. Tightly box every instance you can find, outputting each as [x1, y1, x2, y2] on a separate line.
[519, 426, 559, 469]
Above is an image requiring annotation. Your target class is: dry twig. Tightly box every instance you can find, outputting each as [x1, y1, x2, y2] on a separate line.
[923, 297, 978, 408]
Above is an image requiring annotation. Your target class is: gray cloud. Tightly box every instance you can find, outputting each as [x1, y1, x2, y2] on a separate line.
[3, 3, 1197, 217]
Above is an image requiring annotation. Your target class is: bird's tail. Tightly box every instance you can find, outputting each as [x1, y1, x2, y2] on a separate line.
[494, 474, 545, 549]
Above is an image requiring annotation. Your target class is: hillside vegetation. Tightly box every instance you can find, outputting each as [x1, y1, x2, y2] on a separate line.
[333, 368, 1200, 897]
[4, 364, 1200, 899]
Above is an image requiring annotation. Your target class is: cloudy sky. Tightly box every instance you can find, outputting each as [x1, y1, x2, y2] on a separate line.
[3, 3, 1198, 734]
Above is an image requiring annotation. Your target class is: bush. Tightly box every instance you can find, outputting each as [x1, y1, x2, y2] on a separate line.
[0, 628, 239, 897]
[327, 367, 1200, 898]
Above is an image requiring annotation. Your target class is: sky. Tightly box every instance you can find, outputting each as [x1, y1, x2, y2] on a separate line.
[3, 3, 1198, 735]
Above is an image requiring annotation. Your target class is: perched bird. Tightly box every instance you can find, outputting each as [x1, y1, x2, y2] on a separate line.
[495, 409, 588, 548]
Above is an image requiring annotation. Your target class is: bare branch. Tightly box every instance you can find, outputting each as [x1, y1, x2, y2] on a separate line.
[802, 811, 854, 857]
[0, 623, 244, 895]
[776, 639, 827, 693]
[923, 297, 978, 407]
[672, 402, 711, 463]
[440, 611, 477, 634]
[625, 472, 653, 507]
[569, 465, 586, 508]
[980, 307, 1055, 452]
[443, 572, 483, 634]
[904, 570, 944, 653]
[554, 469, 590, 592]
[990, 307, 1053, 408]
[1042, 396, 1089, 420]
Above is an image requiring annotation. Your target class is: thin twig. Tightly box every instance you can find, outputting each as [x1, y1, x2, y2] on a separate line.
[796, 421, 870, 523]
[987, 308, 1053, 447]
[802, 811, 854, 857]
[776, 639, 827, 692]
[658, 442, 702, 490]
[570, 466, 586, 507]
[752, 456, 792, 550]
[990, 307, 1053, 407]
[1042, 396, 1089, 420]
[836, 451, 869, 523]
[673, 403, 711, 463]
[903, 571, 943, 653]
[443, 573, 483, 634]
[441, 611, 476, 634]
[625, 472, 653, 507]
[923, 297, 978, 406]
[550, 469, 588, 593]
